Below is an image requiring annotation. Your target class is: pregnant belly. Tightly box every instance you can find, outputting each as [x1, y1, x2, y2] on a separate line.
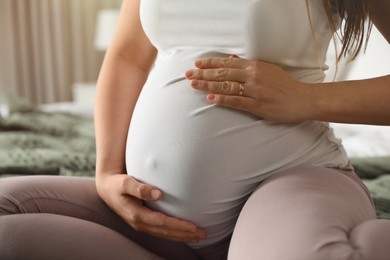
[126, 75, 259, 245]
[125, 69, 345, 247]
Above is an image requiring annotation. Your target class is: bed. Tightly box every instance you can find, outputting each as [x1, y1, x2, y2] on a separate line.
[0, 95, 95, 177]
[0, 95, 389, 219]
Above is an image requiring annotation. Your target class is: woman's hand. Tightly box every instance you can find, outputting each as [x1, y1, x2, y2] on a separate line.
[95, 172, 206, 243]
[185, 56, 314, 123]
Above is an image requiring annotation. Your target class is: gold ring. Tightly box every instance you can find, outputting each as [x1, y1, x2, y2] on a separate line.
[238, 83, 245, 96]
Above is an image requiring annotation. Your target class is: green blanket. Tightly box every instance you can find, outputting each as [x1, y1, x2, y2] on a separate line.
[0, 109, 95, 177]
[351, 157, 390, 179]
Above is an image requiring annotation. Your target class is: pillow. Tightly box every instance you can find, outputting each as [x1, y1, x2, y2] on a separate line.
[0, 93, 38, 116]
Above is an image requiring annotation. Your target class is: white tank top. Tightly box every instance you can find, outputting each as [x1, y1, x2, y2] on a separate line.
[126, 0, 348, 248]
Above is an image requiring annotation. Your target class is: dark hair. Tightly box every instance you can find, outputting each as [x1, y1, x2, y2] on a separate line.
[322, 0, 374, 61]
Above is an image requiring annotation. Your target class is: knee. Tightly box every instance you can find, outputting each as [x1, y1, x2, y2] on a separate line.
[310, 219, 390, 260]
[347, 219, 390, 260]
[315, 240, 362, 260]
[229, 220, 390, 260]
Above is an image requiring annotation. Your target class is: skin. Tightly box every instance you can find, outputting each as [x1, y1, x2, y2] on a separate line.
[186, 0, 390, 125]
[95, 0, 390, 244]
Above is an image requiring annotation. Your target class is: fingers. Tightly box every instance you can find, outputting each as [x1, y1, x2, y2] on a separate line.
[207, 94, 258, 114]
[192, 80, 238, 95]
[124, 198, 207, 243]
[100, 174, 207, 243]
[195, 56, 247, 69]
[124, 175, 162, 201]
[186, 67, 246, 83]
[139, 224, 206, 243]
[136, 210, 207, 242]
[191, 80, 254, 98]
[185, 56, 257, 93]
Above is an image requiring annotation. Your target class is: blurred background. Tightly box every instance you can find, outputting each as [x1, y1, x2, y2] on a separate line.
[0, 1, 389, 106]
[0, 0, 121, 105]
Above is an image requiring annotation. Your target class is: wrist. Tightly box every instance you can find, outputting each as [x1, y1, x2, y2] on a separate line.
[299, 82, 322, 122]
[304, 81, 363, 123]
[95, 158, 126, 177]
[95, 168, 125, 188]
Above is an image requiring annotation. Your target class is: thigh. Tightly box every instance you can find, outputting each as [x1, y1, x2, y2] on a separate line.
[0, 213, 165, 260]
[0, 176, 198, 259]
[228, 166, 378, 260]
[0, 175, 129, 230]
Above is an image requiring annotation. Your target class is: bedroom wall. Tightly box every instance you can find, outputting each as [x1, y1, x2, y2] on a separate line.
[325, 25, 390, 82]
[1, 2, 389, 105]
[0, 0, 122, 104]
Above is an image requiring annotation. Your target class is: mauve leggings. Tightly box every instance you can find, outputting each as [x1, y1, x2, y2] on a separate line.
[1, 167, 390, 260]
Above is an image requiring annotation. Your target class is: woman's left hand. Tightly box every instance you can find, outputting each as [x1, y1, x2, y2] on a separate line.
[185, 56, 314, 123]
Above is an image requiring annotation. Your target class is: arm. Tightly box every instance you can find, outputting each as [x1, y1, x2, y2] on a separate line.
[95, 0, 205, 242]
[308, 0, 390, 125]
[185, 2, 390, 125]
[308, 75, 390, 125]
[94, 0, 156, 178]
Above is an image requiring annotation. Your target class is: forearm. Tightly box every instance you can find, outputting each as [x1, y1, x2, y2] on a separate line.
[94, 52, 151, 177]
[308, 74, 390, 125]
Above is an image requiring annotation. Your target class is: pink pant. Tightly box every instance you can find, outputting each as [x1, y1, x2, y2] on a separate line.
[1, 167, 389, 260]
[228, 167, 390, 260]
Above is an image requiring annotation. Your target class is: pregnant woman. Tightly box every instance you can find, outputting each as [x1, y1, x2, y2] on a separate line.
[1, 0, 390, 259]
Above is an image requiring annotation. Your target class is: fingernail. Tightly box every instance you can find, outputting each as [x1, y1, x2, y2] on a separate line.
[151, 189, 161, 200]
[207, 94, 215, 102]
[195, 59, 203, 67]
[185, 70, 194, 79]
[191, 80, 199, 88]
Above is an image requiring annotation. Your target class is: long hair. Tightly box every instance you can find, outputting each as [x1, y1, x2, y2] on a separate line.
[322, 0, 374, 61]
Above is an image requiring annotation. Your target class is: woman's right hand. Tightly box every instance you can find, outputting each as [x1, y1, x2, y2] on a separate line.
[95, 172, 207, 243]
